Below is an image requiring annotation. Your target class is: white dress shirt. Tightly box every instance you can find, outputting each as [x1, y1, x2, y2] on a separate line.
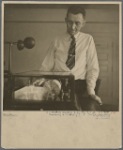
[40, 32, 99, 95]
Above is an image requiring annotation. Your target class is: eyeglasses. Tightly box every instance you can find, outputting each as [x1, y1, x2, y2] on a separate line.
[66, 20, 81, 27]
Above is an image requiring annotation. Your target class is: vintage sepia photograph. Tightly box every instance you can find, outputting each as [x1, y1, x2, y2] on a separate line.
[1, 1, 122, 149]
[3, 2, 121, 111]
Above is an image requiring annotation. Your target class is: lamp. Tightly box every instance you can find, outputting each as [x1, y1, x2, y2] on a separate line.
[5, 37, 35, 74]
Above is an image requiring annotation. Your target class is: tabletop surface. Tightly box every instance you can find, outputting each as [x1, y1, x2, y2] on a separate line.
[11, 70, 74, 77]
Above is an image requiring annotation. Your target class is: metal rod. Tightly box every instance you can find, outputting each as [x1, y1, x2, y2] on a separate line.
[8, 43, 12, 74]
[5, 41, 17, 45]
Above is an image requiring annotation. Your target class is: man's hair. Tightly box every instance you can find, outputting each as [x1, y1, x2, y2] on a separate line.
[66, 5, 86, 18]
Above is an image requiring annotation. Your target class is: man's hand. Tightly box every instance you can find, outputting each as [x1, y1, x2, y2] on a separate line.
[89, 94, 103, 105]
[33, 78, 46, 86]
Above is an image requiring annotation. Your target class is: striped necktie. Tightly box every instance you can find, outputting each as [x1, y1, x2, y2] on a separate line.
[66, 35, 76, 69]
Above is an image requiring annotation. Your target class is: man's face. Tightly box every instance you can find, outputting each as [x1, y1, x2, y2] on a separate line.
[65, 13, 85, 36]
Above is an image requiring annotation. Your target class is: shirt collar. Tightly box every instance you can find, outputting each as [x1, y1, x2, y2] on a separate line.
[74, 32, 80, 39]
[64, 32, 80, 41]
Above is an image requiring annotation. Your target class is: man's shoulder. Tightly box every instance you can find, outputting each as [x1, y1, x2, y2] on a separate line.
[78, 32, 95, 43]
[79, 32, 93, 39]
[53, 32, 93, 42]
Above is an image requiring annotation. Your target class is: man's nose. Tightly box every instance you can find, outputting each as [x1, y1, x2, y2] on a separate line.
[71, 23, 76, 30]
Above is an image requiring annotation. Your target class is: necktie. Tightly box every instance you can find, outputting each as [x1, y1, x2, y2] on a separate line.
[66, 35, 76, 69]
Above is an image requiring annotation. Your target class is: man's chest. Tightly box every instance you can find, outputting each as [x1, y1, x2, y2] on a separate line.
[55, 40, 89, 59]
